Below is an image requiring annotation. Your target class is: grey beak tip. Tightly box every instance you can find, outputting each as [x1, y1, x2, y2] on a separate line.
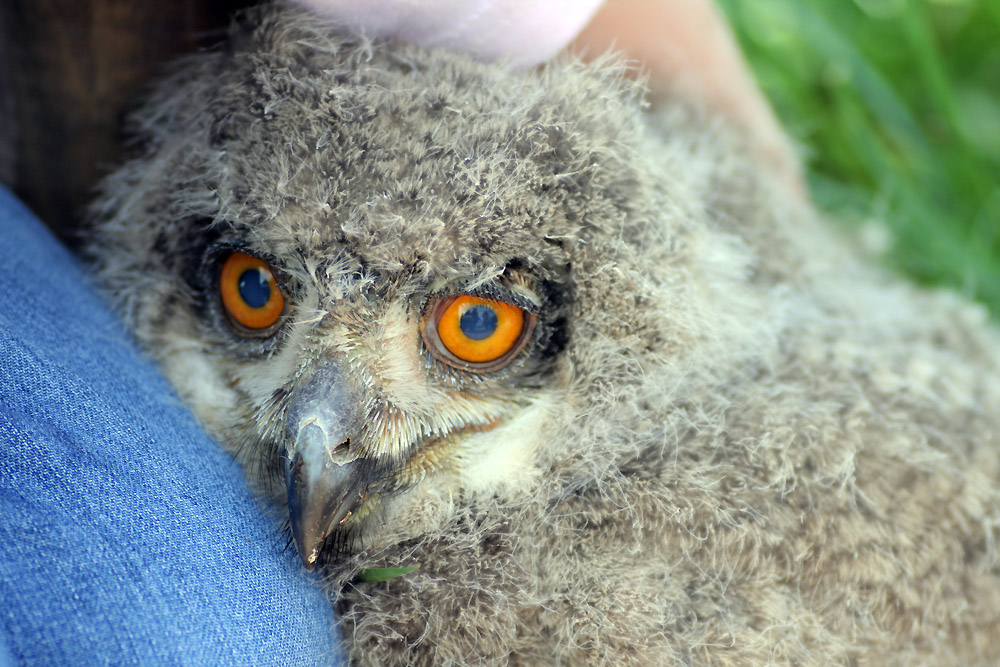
[286, 447, 369, 569]
[300, 548, 319, 572]
[286, 451, 327, 567]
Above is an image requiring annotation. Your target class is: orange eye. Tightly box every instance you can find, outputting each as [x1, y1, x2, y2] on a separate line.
[219, 251, 285, 335]
[422, 295, 535, 372]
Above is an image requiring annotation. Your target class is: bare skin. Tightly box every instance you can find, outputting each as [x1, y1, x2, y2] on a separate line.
[570, 0, 804, 194]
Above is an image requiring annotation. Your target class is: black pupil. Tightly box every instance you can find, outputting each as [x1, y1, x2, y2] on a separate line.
[238, 268, 271, 308]
[460, 304, 498, 340]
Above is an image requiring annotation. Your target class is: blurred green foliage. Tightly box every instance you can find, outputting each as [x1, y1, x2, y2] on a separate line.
[718, 0, 1000, 315]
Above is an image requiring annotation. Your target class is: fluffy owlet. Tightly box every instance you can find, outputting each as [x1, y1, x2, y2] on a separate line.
[87, 4, 1000, 664]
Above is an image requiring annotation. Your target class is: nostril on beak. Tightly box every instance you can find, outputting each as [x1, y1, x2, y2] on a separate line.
[332, 438, 351, 459]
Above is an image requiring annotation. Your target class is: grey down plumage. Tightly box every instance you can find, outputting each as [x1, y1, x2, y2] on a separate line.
[87, 3, 1000, 664]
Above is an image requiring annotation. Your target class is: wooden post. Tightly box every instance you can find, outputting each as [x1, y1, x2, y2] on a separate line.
[0, 0, 249, 245]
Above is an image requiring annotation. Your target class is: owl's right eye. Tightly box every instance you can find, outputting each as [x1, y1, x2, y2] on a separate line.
[219, 251, 286, 336]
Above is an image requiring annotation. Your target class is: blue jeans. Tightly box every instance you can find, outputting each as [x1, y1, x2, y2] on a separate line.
[0, 187, 341, 665]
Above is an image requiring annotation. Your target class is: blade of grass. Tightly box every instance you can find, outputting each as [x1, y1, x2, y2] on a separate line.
[898, 0, 993, 200]
[357, 566, 420, 583]
[719, 0, 1000, 316]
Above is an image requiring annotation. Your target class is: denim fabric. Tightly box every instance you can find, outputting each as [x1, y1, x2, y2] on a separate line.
[0, 187, 342, 665]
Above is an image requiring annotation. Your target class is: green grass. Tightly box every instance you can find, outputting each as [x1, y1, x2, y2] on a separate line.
[718, 0, 1000, 316]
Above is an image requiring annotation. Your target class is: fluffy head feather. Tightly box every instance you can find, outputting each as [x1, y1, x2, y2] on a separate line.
[88, 4, 1000, 664]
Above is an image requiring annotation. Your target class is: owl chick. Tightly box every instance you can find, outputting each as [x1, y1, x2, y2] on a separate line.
[87, 4, 1000, 665]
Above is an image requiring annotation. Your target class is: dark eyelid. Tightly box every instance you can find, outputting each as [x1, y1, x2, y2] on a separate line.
[426, 280, 539, 314]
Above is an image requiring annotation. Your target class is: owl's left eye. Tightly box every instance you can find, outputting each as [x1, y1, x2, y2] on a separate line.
[219, 251, 286, 336]
[421, 295, 535, 372]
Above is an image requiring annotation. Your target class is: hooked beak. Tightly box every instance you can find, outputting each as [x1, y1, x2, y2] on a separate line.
[284, 362, 378, 571]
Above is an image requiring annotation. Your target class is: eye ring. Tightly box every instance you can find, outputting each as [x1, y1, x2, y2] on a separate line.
[219, 251, 286, 336]
[421, 295, 535, 372]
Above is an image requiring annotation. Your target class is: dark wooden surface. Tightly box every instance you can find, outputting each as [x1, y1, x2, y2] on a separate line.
[0, 0, 250, 245]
